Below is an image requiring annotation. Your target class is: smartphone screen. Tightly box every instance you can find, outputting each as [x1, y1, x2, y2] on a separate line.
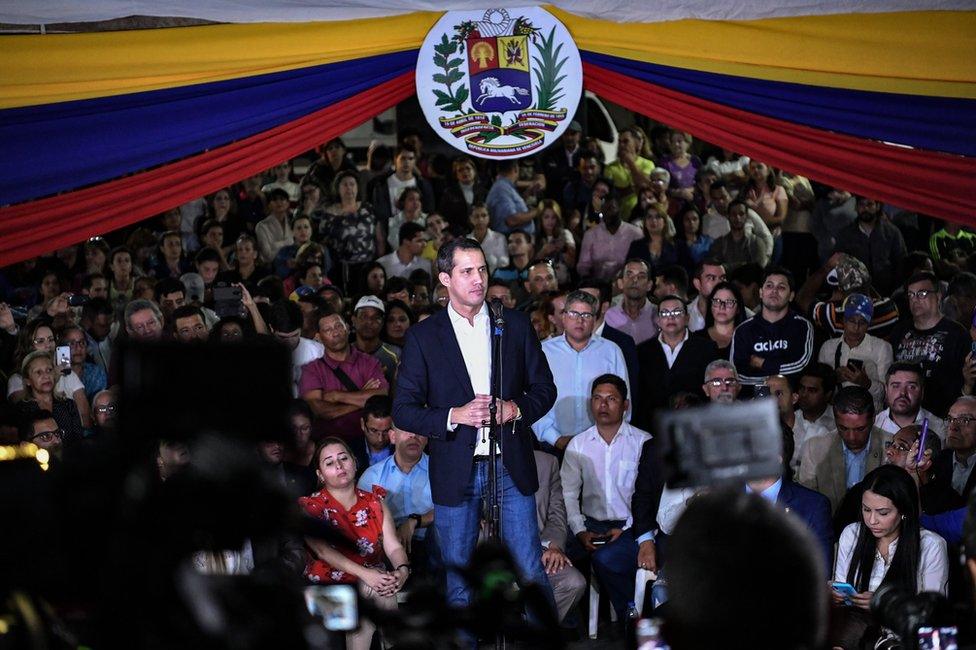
[847, 359, 864, 371]
[917, 626, 957, 650]
[56, 345, 71, 368]
[304, 584, 359, 632]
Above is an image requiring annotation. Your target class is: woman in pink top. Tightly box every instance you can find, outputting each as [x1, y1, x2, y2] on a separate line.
[744, 160, 788, 262]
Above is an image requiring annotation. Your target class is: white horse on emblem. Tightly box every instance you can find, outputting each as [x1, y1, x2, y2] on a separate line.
[476, 77, 529, 105]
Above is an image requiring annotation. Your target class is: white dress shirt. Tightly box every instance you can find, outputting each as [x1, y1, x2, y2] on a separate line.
[656, 485, 699, 536]
[875, 408, 946, 444]
[834, 524, 948, 594]
[818, 333, 893, 410]
[790, 410, 830, 471]
[659, 330, 690, 369]
[560, 422, 652, 535]
[377, 251, 433, 279]
[446, 302, 493, 456]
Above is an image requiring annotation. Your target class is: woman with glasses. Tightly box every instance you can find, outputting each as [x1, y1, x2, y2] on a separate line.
[16, 351, 85, 444]
[7, 320, 92, 428]
[692, 281, 746, 359]
[829, 465, 948, 649]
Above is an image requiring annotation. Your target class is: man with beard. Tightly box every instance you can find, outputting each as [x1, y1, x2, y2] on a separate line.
[576, 190, 642, 282]
[889, 271, 969, 417]
[833, 195, 907, 295]
[708, 199, 769, 270]
[702, 360, 742, 404]
[731, 266, 814, 387]
[874, 362, 945, 442]
[562, 151, 602, 226]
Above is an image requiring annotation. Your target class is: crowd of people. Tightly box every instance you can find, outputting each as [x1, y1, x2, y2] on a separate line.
[2, 119, 976, 649]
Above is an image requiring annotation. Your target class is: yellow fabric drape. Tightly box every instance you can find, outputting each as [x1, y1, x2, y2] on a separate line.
[2, 7, 973, 110]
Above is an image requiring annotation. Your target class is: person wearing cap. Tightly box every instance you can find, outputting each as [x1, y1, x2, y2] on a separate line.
[817, 293, 892, 410]
[352, 296, 401, 387]
[796, 252, 900, 339]
[181, 272, 220, 329]
[540, 119, 583, 202]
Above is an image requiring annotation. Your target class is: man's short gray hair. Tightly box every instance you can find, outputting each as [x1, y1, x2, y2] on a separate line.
[704, 359, 738, 382]
[124, 299, 163, 329]
[564, 290, 598, 311]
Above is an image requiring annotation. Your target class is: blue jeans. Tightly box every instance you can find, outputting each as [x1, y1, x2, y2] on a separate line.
[434, 457, 555, 617]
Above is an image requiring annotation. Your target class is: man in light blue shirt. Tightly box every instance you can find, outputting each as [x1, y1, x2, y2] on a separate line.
[486, 159, 538, 236]
[533, 291, 629, 451]
[358, 425, 439, 575]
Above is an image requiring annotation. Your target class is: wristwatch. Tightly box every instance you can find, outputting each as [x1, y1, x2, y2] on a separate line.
[408, 513, 423, 528]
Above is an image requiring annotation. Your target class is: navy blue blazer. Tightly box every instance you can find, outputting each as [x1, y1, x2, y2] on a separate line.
[392, 305, 556, 506]
[777, 479, 834, 571]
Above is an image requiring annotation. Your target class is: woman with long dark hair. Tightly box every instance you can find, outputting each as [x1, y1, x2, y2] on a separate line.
[829, 465, 948, 648]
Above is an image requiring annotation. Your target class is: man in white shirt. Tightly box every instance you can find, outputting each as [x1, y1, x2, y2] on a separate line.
[817, 293, 892, 409]
[377, 222, 433, 279]
[764, 374, 828, 471]
[560, 374, 652, 619]
[534, 291, 629, 451]
[874, 361, 946, 443]
[605, 258, 658, 344]
[796, 363, 837, 433]
[267, 299, 324, 397]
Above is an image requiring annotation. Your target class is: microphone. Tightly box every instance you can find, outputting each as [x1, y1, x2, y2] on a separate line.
[489, 297, 505, 328]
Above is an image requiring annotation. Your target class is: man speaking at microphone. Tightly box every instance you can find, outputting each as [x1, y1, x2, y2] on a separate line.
[393, 237, 557, 615]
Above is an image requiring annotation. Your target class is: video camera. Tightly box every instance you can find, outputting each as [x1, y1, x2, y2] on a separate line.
[872, 584, 959, 650]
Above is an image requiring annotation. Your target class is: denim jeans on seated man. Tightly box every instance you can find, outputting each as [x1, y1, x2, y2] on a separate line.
[434, 458, 556, 626]
[566, 515, 638, 618]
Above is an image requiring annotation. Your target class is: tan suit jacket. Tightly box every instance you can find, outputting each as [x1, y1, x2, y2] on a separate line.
[798, 427, 889, 513]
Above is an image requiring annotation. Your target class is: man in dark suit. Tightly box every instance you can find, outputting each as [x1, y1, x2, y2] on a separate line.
[934, 396, 976, 501]
[635, 295, 716, 429]
[393, 238, 557, 615]
[749, 422, 834, 570]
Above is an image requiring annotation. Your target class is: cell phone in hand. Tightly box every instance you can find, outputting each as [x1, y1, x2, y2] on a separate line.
[971, 340, 976, 357]
[830, 581, 857, 606]
[847, 358, 864, 371]
[56, 345, 71, 372]
[213, 283, 245, 319]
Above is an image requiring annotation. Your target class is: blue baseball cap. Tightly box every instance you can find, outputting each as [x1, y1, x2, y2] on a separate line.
[843, 293, 873, 323]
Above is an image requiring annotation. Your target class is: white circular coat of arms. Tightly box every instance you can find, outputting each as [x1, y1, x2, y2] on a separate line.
[416, 7, 583, 159]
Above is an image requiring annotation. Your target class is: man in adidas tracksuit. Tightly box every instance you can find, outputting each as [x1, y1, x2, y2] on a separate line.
[731, 266, 814, 387]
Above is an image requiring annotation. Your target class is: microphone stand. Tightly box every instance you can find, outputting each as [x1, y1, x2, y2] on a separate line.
[487, 299, 505, 650]
[486, 300, 504, 543]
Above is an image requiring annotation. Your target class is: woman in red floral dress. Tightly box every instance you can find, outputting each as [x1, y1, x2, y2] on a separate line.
[299, 437, 409, 650]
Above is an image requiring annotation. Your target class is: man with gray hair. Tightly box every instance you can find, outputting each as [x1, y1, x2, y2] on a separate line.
[124, 299, 164, 341]
[701, 359, 741, 404]
[534, 290, 629, 452]
[799, 385, 888, 512]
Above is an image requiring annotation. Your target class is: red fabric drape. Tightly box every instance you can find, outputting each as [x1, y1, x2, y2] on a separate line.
[0, 73, 415, 266]
[583, 62, 976, 224]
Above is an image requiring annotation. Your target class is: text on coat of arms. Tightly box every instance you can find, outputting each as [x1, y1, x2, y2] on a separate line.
[421, 8, 581, 158]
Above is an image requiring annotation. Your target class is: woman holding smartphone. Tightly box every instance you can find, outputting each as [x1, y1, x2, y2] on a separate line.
[829, 465, 948, 649]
